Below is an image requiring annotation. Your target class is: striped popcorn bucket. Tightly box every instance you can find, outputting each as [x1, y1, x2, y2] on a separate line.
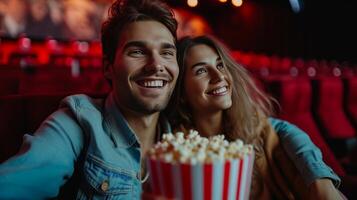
[147, 152, 254, 200]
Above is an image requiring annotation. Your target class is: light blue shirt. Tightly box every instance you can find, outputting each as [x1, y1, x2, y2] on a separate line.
[269, 118, 340, 187]
[0, 93, 340, 199]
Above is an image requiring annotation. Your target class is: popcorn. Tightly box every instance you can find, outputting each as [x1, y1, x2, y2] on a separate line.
[147, 130, 253, 164]
[146, 130, 255, 200]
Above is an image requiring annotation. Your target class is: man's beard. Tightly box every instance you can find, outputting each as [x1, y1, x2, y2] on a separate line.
[124, 90, 173, 115]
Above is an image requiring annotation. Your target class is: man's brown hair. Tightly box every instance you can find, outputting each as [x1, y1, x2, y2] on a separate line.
[101, 0, 177, 69]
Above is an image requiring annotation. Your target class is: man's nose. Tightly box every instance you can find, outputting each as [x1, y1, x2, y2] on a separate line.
[144, 53, 164, 73]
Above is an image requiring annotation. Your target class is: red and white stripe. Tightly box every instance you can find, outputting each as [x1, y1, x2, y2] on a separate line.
[148, 152, 255, 200]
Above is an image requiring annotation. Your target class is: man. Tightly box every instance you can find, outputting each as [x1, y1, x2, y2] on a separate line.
[1, 0, 177, 199]
[0, 0, 341, 199]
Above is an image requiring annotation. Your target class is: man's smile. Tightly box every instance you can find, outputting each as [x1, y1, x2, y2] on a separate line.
[136, 79, 168, 88]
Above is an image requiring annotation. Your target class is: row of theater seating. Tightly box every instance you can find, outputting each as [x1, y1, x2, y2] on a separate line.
[233, 51, 357, 77]
[0, 67, 110, 96]
[261, 76, 357, 177]
[1, 38, 356, 77]
[0, 37, 102, 68]
[270, 76, 357, 198]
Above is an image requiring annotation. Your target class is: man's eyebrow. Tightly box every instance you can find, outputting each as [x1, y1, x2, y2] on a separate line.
[122, 41, 176, 51]
[162, 43, 176, 50]
[123, 41, 146, 50]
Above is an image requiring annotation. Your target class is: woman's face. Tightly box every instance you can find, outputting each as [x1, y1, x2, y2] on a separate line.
[183, 44, 233, 114]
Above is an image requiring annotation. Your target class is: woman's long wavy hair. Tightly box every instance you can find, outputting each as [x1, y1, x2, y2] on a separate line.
[166, 35, 276, 143]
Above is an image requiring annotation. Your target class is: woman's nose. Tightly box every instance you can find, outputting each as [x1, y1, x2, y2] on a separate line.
[210, 69, 225, 83]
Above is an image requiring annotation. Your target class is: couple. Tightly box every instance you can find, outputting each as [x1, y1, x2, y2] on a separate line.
[0, 0, 343, 199]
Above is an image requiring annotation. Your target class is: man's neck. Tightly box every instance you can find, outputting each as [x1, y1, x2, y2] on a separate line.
[192, 110, 223, 137]
[117, 104, 159, 156]
[125, 111, 159, 147]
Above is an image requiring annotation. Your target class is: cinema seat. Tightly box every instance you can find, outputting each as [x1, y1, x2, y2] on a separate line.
[267, 77, 346, 176]
[344, 77, 357, 128]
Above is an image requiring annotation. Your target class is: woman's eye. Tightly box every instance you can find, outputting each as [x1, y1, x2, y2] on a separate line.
[217, 63, 224, 70]
[195, 68, 207, 75]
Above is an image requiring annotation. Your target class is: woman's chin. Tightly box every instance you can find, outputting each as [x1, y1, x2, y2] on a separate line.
[212, 101, 232, 111]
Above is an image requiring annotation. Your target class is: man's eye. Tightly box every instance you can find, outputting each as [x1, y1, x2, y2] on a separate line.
[161, 50, 175, 57]
[129, 49, 145, 56]
[195, 68, 207, 75]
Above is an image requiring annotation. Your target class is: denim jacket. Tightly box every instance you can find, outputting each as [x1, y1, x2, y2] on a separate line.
[0, 93, 340, 199]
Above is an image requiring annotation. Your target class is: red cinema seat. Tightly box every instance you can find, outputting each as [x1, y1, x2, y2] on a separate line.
[313, 77, 356, 139]
[0, 67, 22, 96]
[344, 77, 357, 128]
[18, 73, 94, 95]
[0, 77, 19, 96]
[268, 77, 346, 176]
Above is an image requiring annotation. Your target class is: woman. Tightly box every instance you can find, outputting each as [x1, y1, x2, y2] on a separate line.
[166, 36, 343, 199]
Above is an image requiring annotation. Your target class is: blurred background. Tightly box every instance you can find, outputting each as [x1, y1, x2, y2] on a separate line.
[0, 0, 356, 198]
[1, 0, 356, 62]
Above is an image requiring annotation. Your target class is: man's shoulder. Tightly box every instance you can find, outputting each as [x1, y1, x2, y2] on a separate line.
[59, 93, 106, 112]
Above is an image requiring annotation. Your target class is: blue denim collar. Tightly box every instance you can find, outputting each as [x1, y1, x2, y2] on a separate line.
[104, 92, 138, 148]
[103, 92, 173, 148]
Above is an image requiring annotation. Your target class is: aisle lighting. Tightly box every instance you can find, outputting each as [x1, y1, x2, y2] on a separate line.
[188, 0, 243, 7]
[186, 0, 302, 12]
[232, 0, 243, 7]
[187, 0, 198, 7]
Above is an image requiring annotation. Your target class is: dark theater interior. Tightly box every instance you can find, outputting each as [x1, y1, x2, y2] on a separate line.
[0, 0, 356, 198]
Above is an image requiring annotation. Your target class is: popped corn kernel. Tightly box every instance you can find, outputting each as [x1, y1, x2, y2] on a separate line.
[148, 130, 253, 164]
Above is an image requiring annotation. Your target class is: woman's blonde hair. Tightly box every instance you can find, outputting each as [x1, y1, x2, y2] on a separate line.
[166, 35, 275, 143]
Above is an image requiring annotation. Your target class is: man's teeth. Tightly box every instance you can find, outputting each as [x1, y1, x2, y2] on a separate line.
[212, 87, 227, 95]
[142, 80, 164, 87]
